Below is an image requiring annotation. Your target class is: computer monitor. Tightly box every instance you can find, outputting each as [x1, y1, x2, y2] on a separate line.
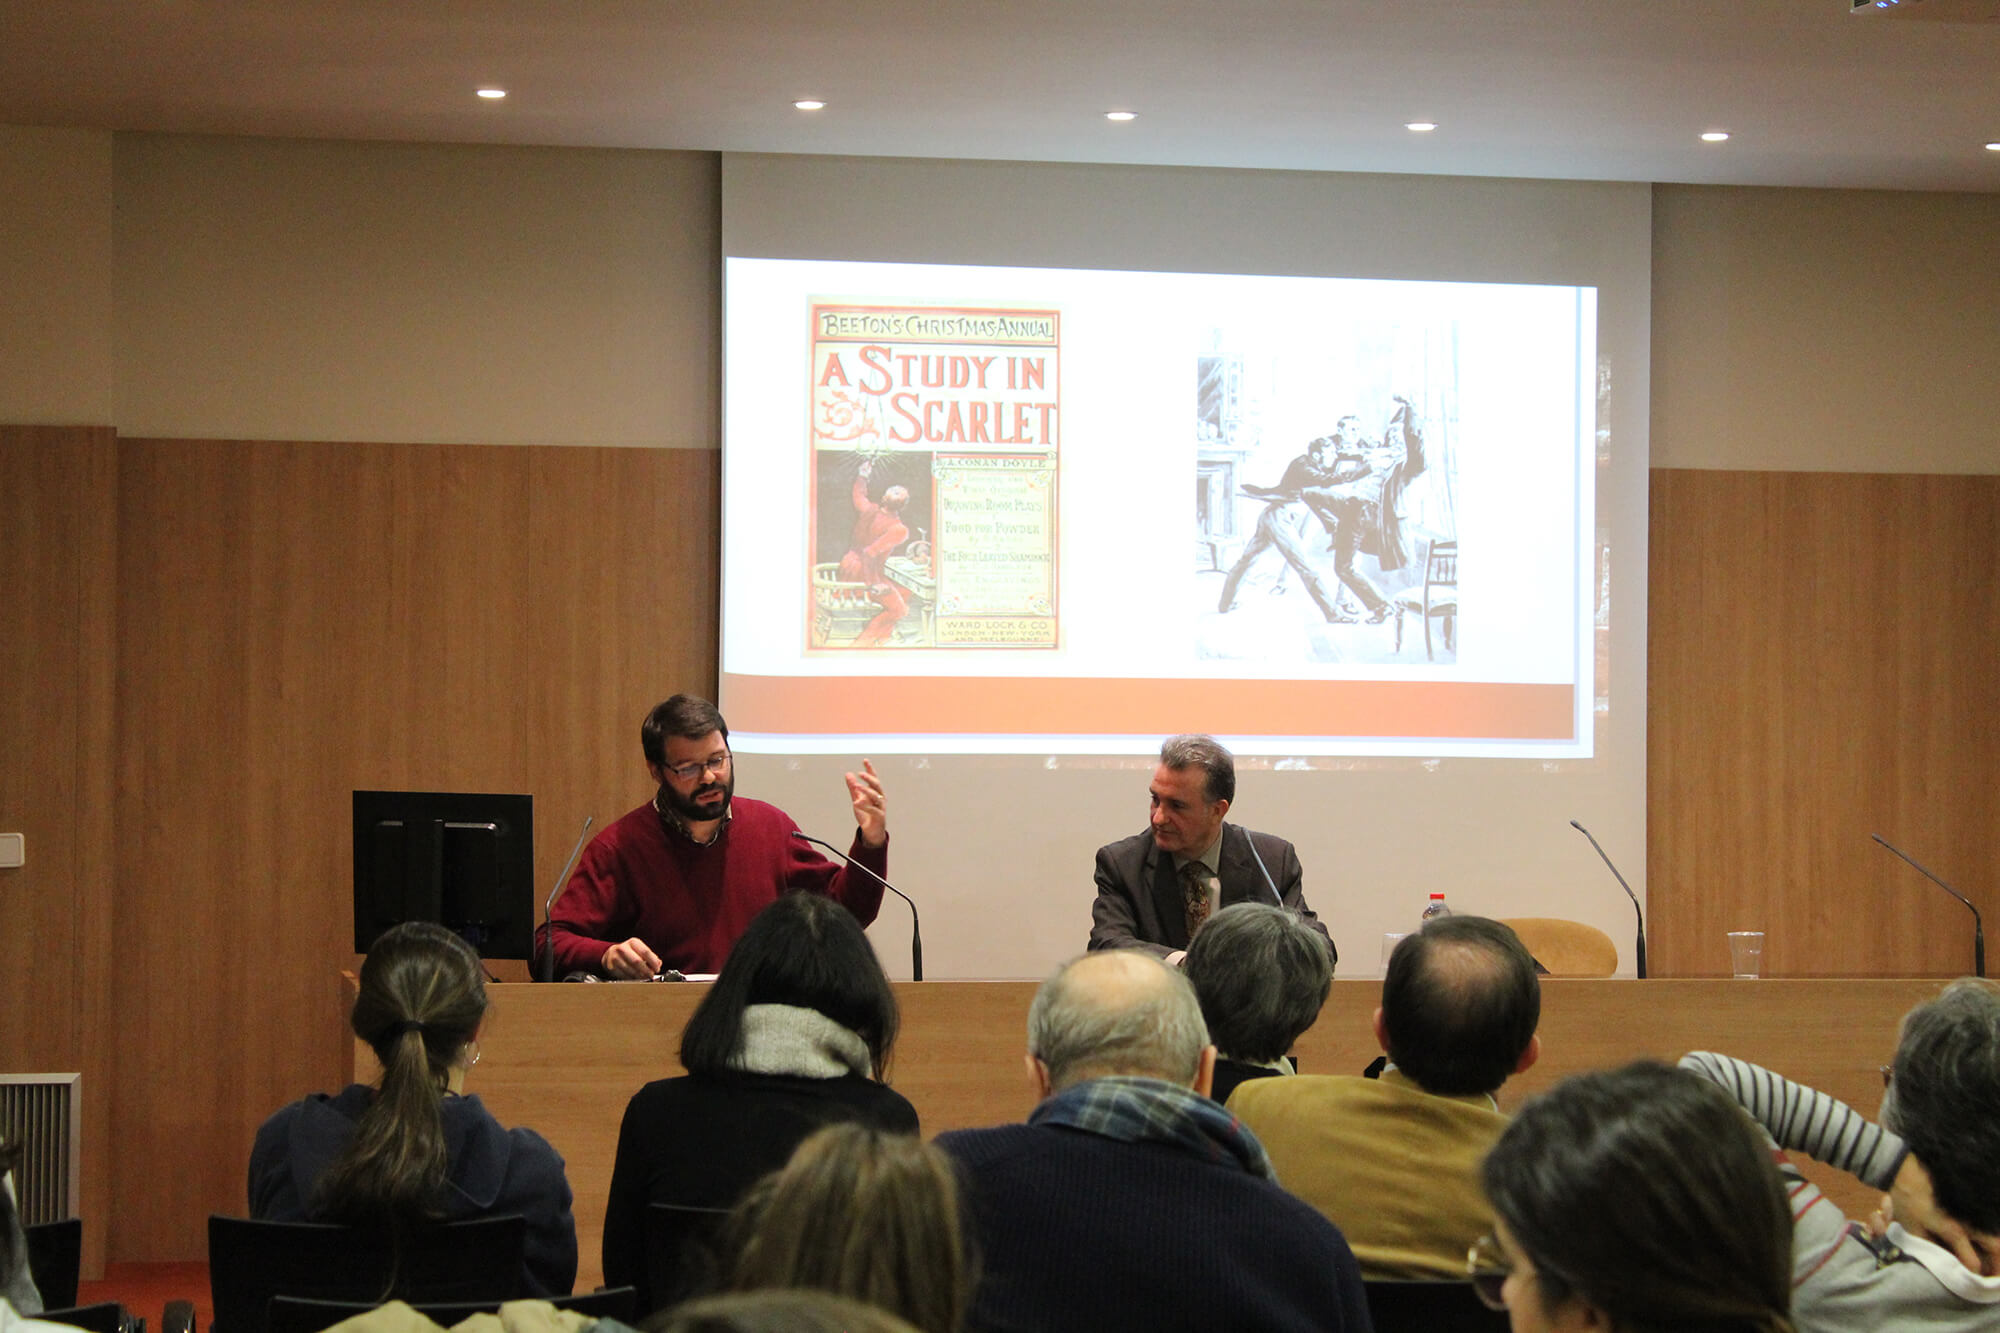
[352, 790, 534, 960]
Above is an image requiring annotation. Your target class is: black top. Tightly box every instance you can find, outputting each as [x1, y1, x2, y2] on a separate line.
[938, 1121, 1371, 1333]
[1210, 1059, 1285, 1107]
[600, 1070, 920, 1295]
[247, 1085, 577, 1297]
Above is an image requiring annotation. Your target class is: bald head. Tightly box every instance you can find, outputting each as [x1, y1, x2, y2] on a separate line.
[1382, 915, 1540, 1096]
[1027, 952, 1212, 1092]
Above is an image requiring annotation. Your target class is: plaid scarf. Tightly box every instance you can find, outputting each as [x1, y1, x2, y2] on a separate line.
[1030, 1075, 1275, 1180]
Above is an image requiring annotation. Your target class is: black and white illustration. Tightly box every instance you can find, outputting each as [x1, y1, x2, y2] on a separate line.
[1194, 336, 1461, 665]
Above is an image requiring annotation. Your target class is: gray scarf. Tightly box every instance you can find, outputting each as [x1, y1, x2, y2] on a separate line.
[730, 1003, 873, 1079]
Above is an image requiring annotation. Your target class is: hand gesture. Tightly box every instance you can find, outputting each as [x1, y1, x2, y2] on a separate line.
[1880, 1155, 2000, 1275]
[845, 759, 887, 848]
[601, 937, 663, 981]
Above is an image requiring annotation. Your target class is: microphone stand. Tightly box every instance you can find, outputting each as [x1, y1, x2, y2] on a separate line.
[1873, 834, 1984, 978]
[1570, 820, 1647, 979]
[540, 815, 594, 983]
[793, 831, 923, 982]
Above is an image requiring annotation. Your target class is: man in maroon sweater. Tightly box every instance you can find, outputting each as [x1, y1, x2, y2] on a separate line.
[537, 694, 888, 979]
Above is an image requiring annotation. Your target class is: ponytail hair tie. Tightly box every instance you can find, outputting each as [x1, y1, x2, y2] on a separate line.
[385, 1019, 429, 1039]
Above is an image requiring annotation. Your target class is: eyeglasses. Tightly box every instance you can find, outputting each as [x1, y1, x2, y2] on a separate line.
[663, 752, 732, 784]
[1466, 1232, 1515, 1311]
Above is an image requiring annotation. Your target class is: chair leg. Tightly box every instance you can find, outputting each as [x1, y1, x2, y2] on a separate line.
[1394, 605, 1404, 652]
[1424, 604, 1434, 661]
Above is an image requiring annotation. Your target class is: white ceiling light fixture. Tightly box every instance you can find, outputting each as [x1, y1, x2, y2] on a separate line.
[1701, 130, 1731, 142]
[1985, 141, 2000, 151]
[793, 99, 826, 111]
[1105, 110, 1136, 122]
[1406, 121, 1438, 133]
[476, 88, 507, 100]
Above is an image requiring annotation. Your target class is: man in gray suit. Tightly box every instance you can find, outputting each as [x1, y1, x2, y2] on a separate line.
[1088, 734, 1334, 967]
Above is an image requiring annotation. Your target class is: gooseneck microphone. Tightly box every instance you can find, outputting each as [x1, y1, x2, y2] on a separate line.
[1873, 834, 1984, 978]
[540, 815, 595, 983]
[1239, 826, 1287, 909]
[793, 831, 923, 982]
[1569, 820, 1647, 979]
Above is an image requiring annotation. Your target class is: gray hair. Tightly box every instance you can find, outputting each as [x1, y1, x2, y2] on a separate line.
[1027, 952, 1210, 1092]
[1889, 977, 2000, 1233]
[1158, 734, 1234, 805]
[1183, 904, 1333, 1063]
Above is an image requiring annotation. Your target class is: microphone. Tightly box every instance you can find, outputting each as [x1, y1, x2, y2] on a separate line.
[1569, 820, 1647, 979]
[1873, 834, 1984, 978]
[792, 831, 923, 982]
[540, 815, 594, 984]
[1238, 826, 1287, 909]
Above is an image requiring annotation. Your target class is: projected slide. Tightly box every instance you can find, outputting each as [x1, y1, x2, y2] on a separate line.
[723, 257, 1597, 758]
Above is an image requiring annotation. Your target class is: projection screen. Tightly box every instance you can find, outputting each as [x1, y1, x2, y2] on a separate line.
[719, 154, 1651, 981]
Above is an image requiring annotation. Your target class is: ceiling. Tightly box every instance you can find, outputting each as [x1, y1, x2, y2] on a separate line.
[2, 0, 1997, 192]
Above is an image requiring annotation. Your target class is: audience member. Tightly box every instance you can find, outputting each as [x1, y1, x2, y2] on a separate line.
[248, 921, 577, 1295]
[1683, 977, 2000, 1328]
[1228, 914, 1539, 1278]
[1475, 1061, 1793, 1332]
[1182, 903, 1333, 1104]
[650, 1291, 921, 1333]
[724, 1123, 968, 1333]
[936, 950, 1370, 1332]
[602, 892, 918, 1309]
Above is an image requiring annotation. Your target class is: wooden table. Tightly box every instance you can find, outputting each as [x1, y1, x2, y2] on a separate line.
[348, 977, 1943, 1292]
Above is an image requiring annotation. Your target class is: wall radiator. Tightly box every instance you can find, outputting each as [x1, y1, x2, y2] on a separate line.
[0, 1074, 81, 1224]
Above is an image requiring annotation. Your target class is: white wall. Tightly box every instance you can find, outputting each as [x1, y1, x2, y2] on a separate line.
[1653, 185, 2000, 474]
[0, 125, 115, 424]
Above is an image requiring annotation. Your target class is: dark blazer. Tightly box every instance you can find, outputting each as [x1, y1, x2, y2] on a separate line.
[600, 1071, 919, 1305]
[1087, 823, 1334, 962]
[248, 1085, 577, 1297]
[937, 1120, 1371, 1333]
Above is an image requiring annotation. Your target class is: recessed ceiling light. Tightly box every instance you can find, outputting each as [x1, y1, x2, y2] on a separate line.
[476, 88, 506, 100]
[1701, 130, 1730, 143]
[1986, 141, 2000, 152]
[1405, 121, 1438, 133]
[1105, 111, 1137, 122]
[793, 99, 826, 111]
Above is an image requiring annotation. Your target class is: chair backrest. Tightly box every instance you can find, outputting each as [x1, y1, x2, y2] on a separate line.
[1427, 539, 1458, 590]
[207, 1214, 527, 1333]
[1363, 1279, 1510, 1333]
[265, 1286, 638, 1333]
[1498, 917, 1619, 977]
[24, 1216, 83, 1308]
[641, 1202, 731, 1316]
[34, 1303, 124, 1333]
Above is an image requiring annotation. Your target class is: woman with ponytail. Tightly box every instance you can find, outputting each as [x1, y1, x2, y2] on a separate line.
[247, 922, 576, 1295]
[1472, 1061, 1794, 1333]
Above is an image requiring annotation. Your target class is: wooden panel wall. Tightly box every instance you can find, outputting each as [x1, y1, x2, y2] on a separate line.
[0, 425, 117, 1272]
[1648, 469, 2000, 977]
[108, 438, 716, 1261]
[13, 448, 1992, 1261]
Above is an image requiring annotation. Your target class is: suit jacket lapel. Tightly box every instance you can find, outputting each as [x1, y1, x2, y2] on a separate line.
[1216, 823, 1258, 909]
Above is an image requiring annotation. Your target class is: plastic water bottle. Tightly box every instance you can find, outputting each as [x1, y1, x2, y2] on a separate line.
[1421, 892, 1451, 924]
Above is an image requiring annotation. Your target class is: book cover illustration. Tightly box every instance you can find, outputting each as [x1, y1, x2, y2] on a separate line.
[807, 303, 1060, 650]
